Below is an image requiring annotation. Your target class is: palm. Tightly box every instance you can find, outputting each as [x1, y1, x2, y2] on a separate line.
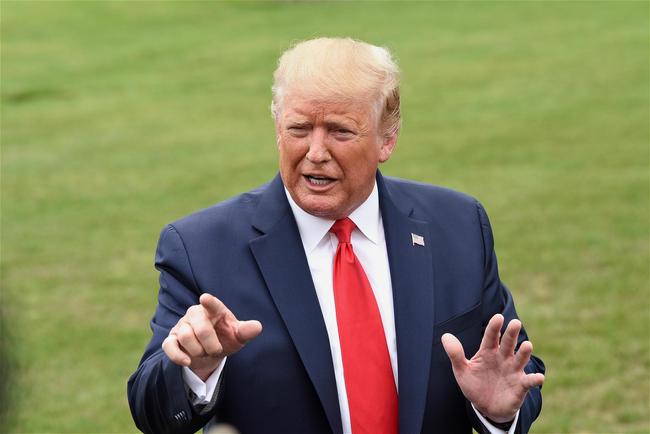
[456, 343, 530, 418]
[442, 314, 545, 423]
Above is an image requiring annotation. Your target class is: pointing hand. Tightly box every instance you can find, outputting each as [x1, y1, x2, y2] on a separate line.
[162, 293, 263, 381]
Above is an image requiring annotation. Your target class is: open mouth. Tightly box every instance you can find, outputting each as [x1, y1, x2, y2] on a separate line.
[304, 175, 335, 186]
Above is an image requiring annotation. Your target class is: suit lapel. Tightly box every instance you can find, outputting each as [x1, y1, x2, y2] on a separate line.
[249, 175, 343, 434]
[378, 173, 435, 434]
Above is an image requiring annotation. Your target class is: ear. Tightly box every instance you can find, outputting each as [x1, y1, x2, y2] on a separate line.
[378, 131, 398, 163]
[274, 118, 282, 148]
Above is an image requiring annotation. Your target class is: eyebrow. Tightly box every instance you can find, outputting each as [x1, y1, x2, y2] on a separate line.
[285, 112, 361, 130]
[324, 121, 355, 130]
[287, 121, 311, 128]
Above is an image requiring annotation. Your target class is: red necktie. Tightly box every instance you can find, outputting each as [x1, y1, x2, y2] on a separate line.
[330, 218, 398, 434]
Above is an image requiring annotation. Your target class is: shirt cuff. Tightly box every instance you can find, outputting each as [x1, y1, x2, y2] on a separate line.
[181, 358, 227, 406]
[471, 403, 520, 434]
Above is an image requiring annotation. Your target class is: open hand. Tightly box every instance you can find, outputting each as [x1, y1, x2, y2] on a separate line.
[162, 293, 262, 381]
[441, 314, 545, 423]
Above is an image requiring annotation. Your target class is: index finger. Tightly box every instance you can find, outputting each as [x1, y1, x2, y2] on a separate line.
[199, 293, 229, 321]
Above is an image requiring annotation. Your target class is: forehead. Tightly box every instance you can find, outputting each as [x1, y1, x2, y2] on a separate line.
[282, 92, 376, 122]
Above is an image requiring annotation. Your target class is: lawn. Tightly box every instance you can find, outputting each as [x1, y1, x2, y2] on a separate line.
[1, 1, 648, 432]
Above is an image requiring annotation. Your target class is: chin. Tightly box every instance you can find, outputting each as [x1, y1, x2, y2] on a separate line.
[297, 197, 341, 219]
[302, 205, 337, 218]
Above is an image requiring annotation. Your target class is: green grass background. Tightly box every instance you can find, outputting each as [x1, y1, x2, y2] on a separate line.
[2, 1, 648, 432]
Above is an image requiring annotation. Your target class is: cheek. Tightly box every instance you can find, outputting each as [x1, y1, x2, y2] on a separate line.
[278, 137, 295, 158]
[337, 144, 380, 172]
[278, 138, 307, 171]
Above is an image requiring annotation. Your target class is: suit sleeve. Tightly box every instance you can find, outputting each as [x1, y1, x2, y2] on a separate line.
[127, 225, 215, 434]
[467, 202, 545, 434]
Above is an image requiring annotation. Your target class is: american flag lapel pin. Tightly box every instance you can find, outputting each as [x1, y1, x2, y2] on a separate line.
[411, 233, 425, 246]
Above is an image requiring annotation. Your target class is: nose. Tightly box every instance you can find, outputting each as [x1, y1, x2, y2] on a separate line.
[306, 127, 331, 163]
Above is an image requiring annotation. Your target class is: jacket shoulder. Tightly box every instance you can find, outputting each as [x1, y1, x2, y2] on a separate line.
[172, 182, 267, 226]
[382, 176, 481, 215]
[161, 181, 270, 244]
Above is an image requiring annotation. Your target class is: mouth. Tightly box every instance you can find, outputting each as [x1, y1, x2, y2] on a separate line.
[304, 174, 336, 187]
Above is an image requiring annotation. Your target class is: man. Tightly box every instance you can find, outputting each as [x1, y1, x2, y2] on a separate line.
[128, 38, 545, 434]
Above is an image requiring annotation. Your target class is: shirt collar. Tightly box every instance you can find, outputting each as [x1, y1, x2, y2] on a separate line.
[284, 182, 381, 253]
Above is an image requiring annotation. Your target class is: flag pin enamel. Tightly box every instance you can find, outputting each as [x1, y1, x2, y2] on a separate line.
[411, 233, 425, 246]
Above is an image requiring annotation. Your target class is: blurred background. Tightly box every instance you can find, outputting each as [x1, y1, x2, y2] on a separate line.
[1, 1, 648, 432]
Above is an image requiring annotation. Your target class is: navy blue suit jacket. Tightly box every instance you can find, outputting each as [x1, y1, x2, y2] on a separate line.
[128, 172, 544, 434]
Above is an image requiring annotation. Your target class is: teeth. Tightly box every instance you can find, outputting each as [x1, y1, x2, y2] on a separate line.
[307, 176, 332, 186]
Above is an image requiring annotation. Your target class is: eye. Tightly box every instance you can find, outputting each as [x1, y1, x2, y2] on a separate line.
[332, 128, 355, 140]
[287, 125, 310, 137]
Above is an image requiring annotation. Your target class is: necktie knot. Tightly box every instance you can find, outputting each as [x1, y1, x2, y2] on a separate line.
[330, 217, 356, 244]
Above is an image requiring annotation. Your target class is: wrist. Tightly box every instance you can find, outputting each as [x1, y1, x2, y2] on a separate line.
[190, 357, 223, 381]
[483, 414, 515, 430]
[474, 404, 516, 425]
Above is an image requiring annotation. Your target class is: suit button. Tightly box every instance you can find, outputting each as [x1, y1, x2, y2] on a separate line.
[173, 410, 188, 423]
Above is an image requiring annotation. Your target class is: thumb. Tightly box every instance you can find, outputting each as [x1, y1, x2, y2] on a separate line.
[236, 320, 263, 344]
[441, 333, 467, 373]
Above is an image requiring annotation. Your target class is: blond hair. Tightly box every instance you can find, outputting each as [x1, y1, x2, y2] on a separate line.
[271, 37, 401, 137]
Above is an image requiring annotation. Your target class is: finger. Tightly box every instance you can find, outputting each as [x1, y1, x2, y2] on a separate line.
[441, 333, 467, 374]
[189, 316, 223, 356]
[176, 322, 206, 357]
[162, 335, 191, 366]
[200, 293, 230, 322]
[235, 320, 263, 344]
[521, 372, 545, 389]
[479, 314, 504, 350]
[499, 319, 521, 357]
[514, 340, 533, 371]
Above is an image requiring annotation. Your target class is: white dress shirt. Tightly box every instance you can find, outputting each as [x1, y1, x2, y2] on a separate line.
[183, 182, 518, 434]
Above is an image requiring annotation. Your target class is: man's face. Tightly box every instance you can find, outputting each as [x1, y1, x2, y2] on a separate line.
[276, 92, 397, 220]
